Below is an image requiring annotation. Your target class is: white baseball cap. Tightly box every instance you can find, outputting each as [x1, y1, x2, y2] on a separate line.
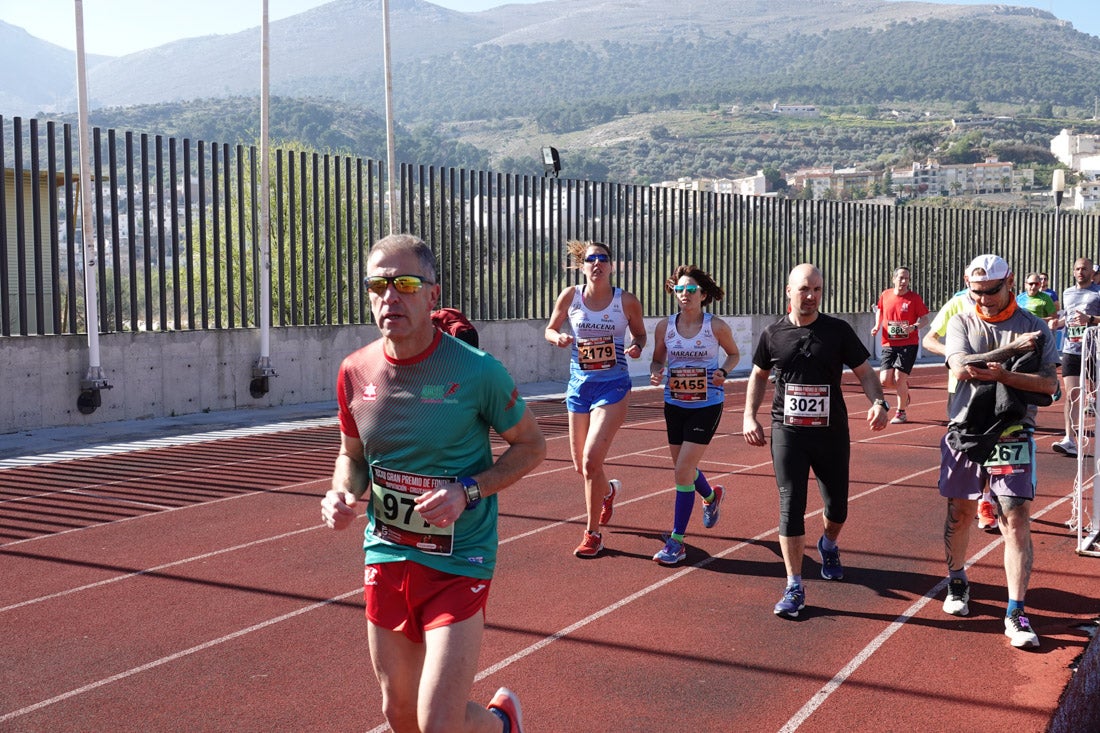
[965, 254, 1010, 282]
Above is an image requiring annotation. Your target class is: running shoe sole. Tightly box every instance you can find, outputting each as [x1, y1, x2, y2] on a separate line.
[653, 541, 686, 565]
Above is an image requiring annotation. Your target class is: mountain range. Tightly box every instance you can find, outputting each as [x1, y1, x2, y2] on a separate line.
[3, 0, 1099, 119]
[3, 0, 1100, 182]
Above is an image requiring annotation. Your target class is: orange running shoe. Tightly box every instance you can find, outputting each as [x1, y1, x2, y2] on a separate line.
[573, 530, 603, 558]
[598, 479, 621, 525]
[977, 498, 997, 531]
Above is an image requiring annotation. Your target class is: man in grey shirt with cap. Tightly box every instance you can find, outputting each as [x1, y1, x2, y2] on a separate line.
[937, 254, 1058, 649]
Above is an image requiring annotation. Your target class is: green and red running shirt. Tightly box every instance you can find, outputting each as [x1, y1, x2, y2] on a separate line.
[337, 330, 527, 579]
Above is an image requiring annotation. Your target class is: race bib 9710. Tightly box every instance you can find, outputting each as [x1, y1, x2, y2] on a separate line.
[370, 465, 454, 555]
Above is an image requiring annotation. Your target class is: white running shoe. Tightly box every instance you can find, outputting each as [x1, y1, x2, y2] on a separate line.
[943, 578, 970, 617]
[1052, 436, 1078, 456]
[1004, 610, 1040, 649]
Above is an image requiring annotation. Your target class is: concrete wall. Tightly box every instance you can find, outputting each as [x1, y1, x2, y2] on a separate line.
[0, 312, 880, 434]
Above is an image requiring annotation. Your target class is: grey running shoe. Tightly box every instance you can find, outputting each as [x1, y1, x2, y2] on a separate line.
[1052, 437, 1078, 456]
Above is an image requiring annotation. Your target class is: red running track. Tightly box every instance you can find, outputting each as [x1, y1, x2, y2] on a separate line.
[1, 366, 1097, 732]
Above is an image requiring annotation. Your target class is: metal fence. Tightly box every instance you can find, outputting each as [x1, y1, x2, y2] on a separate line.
[3, 114, 1099, 337]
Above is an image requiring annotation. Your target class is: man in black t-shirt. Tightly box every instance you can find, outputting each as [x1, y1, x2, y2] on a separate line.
[743, 263, 889, 618]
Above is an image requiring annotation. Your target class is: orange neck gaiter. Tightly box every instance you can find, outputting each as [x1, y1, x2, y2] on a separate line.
[974, 296, 1017, 323]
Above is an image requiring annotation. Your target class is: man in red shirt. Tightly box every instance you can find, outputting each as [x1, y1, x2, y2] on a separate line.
[872, 266, 930, 424]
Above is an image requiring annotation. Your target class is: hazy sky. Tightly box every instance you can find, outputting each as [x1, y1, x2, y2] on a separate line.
[0, 0, 1095, 56]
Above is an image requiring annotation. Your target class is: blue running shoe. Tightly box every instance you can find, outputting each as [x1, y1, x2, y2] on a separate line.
[774, 584, 805, 618]
[653, 537, 686, 565]
[817, 535, 844, 580]
[702, 485, 724, 529]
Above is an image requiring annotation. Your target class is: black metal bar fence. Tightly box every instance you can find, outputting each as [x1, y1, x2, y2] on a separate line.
[2, 113, 1099, 338]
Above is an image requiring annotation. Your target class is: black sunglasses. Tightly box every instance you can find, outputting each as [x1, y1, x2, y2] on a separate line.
[969, 280, 1006, 297]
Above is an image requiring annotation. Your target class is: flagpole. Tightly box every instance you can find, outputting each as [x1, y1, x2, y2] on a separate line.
[382, 0, 398, 234]
[251, 0, 277, 397]
[73, 0, 111, 414]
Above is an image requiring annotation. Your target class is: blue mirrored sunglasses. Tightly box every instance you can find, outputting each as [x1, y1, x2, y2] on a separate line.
[584, 253, 610, 263]
[673, 284, 700, 294]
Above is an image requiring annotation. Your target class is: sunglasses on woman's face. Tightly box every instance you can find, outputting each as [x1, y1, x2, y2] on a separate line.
[673, 284, 700, 294]
[584, 253, 610, 263]
[363, 274, 434, 295]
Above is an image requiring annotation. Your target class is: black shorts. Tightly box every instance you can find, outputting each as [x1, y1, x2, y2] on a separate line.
[1060, 352, 1096, 380]
[664, 402, 723, 446]
[880, 345, 918, 374]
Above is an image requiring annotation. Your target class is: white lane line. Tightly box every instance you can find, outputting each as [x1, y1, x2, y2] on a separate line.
[0, 589, 360, 725]
[65, 489, 175, 510]
[0, 417, 337, 470]
[0, 525, 320, 613]
[778, 491, 1076, 732]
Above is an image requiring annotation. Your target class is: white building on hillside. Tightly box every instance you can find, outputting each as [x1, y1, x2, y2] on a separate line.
[772, 103, 819, 117]
[890, 158, 1030, 198]
[655, 171, 768, 197]
[1051, 128, 1100, 170]
[1074, 178, 1100, 212]
[789, 167, 879, 199]
[1077, 155, 1100, 178]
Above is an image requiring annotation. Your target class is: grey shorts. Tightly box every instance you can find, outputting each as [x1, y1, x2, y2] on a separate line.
[938, 432, 1035, 501]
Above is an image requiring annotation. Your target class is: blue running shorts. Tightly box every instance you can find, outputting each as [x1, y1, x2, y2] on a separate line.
[565, 374, 631, 414]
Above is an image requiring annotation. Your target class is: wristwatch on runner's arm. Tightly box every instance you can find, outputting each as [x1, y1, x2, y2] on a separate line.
[459, 476, 481, 508]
